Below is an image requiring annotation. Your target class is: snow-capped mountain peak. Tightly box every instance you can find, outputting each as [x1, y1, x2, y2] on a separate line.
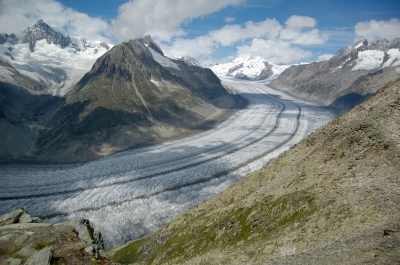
[0, 19, 113, 96]
[142, 35, 164, 56]
[23, 19, 71, 52]
[211, 55, 290, 81]
[325, 38, 400, 72]
[171, 55, 200, 66]
[352, 38, 400, 71]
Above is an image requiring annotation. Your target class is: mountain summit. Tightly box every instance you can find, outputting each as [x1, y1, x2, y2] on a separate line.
[23, 19, 72, 52]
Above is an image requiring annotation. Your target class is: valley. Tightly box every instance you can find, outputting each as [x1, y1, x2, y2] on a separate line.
[0, 3, 399, 264]
[0, 79, 336, 249]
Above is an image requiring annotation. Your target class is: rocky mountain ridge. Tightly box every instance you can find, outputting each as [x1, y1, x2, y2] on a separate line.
[22, 19, 72, 52]
[271, 38, 400, 113]
[106, 79, 400, 264]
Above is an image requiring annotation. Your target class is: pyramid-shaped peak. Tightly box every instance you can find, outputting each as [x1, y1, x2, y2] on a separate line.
[23, 19, 71, 51]
[141, 35, 164, 56]
[33, 19, 46, 27]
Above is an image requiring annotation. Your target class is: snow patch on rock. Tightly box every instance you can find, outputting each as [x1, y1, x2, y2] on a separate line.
[148, 47, 180, 71]
[352, 50, 385, 71]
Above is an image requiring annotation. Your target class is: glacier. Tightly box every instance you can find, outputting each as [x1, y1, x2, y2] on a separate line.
[0, 80, 336, 249]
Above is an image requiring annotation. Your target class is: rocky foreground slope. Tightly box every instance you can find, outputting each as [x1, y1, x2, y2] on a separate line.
[106, 79, 400, 264]
[271, 38, 400, 113]
[0, 208, 112, 265]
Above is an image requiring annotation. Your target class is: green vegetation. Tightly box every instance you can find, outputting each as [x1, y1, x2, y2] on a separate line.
[109, 190, 318, 264]
[32, 242, 53, 250]
[109, 238, 148, 264]
[0, 247, 23, 260]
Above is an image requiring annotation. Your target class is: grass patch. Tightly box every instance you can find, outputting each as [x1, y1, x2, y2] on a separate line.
[52, 257, 66, 265]
[110, 238, 148, 264]
[32, 242, 53, 250]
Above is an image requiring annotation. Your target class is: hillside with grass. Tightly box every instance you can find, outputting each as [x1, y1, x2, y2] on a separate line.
[107, 79, 400, 264]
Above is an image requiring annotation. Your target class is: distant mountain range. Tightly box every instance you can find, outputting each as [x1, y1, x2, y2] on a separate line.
[211, 55, 290, 81]
[271, 38, 400, 112]
[0, 20, 238, 163]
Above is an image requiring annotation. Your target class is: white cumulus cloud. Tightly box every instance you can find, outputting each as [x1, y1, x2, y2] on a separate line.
[162, 15, 327, 64]
[163, 35, 216, 58]
[317, 54, 334, 62]
[112, 0, 244, 41]
[236, 39, 312, 64]
[279, 15, 327, 45]
[210, 18, 282, 46]
[354, 18, 400, 41]
[0, 0, 111, 42]
[285, 15, 316, 28]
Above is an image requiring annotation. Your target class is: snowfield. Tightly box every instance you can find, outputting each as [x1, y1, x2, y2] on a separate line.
[0, 80, 336, 249]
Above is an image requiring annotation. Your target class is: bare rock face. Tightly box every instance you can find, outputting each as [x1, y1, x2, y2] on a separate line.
[24, 246, 54, 265]
[0, 208, 26, 226]
[0, 209, 112, 265]
[106, 79, 400, 265]
[271, 38, 400, 113]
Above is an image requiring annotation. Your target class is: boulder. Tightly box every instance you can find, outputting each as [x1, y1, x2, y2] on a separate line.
[7, 258, 22, 265]
[0, 208, 25, 225]
[18, 213, 33, 223]
[17, 245, 35, 257]
[24, 246, 54, 265]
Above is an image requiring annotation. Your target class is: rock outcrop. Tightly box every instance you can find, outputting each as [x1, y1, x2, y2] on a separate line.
[0, 208, 112, 265]
[106, 79, 400, 264]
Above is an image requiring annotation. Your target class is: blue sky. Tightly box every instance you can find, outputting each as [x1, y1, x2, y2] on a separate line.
[1, 0, 400, 64]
